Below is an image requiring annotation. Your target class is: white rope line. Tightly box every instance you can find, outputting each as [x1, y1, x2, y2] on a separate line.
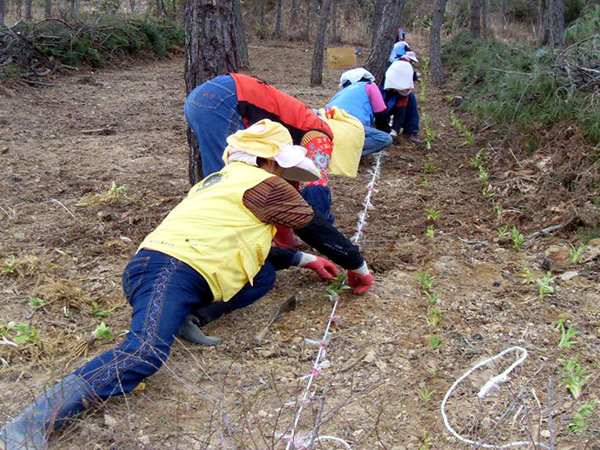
[441, 346, 552, 449]
[282, 150, 386, 450]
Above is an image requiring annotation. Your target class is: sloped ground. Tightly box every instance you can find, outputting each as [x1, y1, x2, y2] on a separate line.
[0, 43, 598, 450]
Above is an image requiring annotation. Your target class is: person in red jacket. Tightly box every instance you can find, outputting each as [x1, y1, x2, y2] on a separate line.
[185, 73, 335, 225]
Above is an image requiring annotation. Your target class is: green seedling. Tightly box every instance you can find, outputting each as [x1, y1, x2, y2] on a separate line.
[427, 309, 441, 326]
[537, 271, 555, 297]
[4, 322, 38, 344]
[450, 110, 475, 146]
[481, 184, 495, 199]
[560, 358, 590, 399]
[492, 203, 504, 219]
[521, 266, 534, 283]
[91, 302, 116, 317]
[2, 255, 17, 275]
[425, 208, 441, 221]
[478, 166, 489, 183]
[424, 162, 437, 172]
[428, 335, 441, 348]
[325, 273, 351, 298]
[568, 243, 587, 263]
[418, 431, 434, 450]
[556, 319, 578, 348]
[497, 225, 510, 238]
[469, 149, 488, 168]
[421, 113, 436, 150]
[93, 322, 113, 340]
[28, 296, 45, 308]
[106, 182, 132, 200]
[424, 291, 439, 305]
[416, 270, 435, 293]
[426, 226, 435, 238]
[568, 401, 598, 435]
[426, 367, 438, 377]
[511, 226, 524, 249]
[420, 176, 430, 187]
[416, 386, 435, 403]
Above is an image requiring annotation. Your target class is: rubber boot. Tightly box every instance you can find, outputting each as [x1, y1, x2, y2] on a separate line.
[0, 374, 93, 450]
[177, 314, 222, 346]
[272, 225, 301, 249]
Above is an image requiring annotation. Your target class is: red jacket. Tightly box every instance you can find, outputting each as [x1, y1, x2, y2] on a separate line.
[230, 73, 333, 145]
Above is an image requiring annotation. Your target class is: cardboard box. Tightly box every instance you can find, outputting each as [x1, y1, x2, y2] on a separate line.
[326, 47, 357, 69]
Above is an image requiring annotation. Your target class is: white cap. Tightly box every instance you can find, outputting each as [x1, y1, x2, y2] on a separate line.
[403, 51, 419, 63]
[273, 144, 321, 182]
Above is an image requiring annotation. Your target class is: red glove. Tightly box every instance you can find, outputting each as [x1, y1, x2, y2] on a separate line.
[347, 265, 373, 295]
[298, 254, 339, 280]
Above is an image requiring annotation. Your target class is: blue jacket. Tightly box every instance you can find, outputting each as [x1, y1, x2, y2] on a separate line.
[326, 81, 374, 127]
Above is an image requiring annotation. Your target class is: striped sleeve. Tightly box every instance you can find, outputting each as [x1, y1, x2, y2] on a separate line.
[243, 177, 314, 228]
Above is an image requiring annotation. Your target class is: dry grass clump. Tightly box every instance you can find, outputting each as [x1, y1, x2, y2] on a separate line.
[0, 254, 51, 279]
[33, 277, 95, 313]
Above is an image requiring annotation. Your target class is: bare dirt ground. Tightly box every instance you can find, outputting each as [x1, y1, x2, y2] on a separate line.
[1, 42, 599, 450]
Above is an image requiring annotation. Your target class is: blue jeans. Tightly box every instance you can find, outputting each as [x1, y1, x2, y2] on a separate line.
[391, 92, 420, 135]
[184, 75, 244, 177]
[300, 185, 335, 224]
[191, 262, 275, 325]
[362, 125, 393, 156]
[72, 250, 275, 399]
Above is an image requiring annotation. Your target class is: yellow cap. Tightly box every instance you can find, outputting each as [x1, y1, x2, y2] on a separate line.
[223, 119, 293, 162]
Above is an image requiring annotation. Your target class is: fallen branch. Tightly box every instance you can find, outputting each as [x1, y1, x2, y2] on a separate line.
[527, 224, 565, 239]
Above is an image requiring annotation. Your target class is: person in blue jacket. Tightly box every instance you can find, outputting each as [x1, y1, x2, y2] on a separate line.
[326, 68, 392, 157]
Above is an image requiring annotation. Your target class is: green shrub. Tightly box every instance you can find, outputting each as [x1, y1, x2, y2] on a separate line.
[443, 13, 600, 145]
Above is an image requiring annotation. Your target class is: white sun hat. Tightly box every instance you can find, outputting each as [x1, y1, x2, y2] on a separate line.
[403, 51, 419, 63]
[223, 119, 321, 182]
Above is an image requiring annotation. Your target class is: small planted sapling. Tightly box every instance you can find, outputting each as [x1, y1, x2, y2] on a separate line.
[511, 226, 524, 249]
[426, 226, 435, 238]
[568, 243, 587, 263]
[556, 318, 578, 348]
[425, 208, 441, 221]
[560, 358, 590, 399]
[428, 335, 441, 348]
[427, 309, 441, 326]
[537, 271, 555, 297]
[93, 322, 113, 340]
[416, 386, 435, 403]
[416, 270, 435, 293]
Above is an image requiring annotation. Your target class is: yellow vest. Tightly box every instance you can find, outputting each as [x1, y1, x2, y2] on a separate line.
[320, 106, 364, 178]
[139, 163, 277, 302]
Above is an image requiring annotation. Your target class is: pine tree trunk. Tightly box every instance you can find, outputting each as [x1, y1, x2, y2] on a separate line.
[365, 0, 406, 83]
[331, 0, 338, 43]
[371, 0, 384, 46]
[0, 0, 5, 26]
[548, 0, 564, 47]
[430, 0, 448, 87]
[129, 0, 134, 12]
[17, 0, 23, 19]
[45, 0, 52, 18]
[234, 0, 248, 68]
[25, 0, 32, 20]
[310, 0, 331, 86]
[470, 0, 481, 38]
[184, 0, 240, 184]
[273, 0, 282, 38]
[481, 0, 489, 39]
[304, 0, 310, 39]
[290, 0, 297, 24]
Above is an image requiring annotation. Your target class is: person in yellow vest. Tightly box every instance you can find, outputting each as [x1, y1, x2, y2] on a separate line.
[0, 120, 373, 450]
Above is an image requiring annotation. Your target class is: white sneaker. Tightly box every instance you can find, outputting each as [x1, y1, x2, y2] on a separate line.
[389, 130, 398, 137]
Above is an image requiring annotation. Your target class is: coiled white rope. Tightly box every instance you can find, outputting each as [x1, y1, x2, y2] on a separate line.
[282, 150, 386, 450]
[441, 346, 552, 449]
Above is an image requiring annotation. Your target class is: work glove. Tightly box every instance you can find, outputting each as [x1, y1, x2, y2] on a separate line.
[297, 253, 339, 280]
[347, 262, 373, 295]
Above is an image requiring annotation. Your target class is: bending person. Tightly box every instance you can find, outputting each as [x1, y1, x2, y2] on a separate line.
[184, 73, 335, 224]
[326, 68, 392, 157]
[0, 120, 373, 450]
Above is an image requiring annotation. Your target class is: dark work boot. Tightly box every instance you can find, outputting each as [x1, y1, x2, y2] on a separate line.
[177, 314, 222, 346]
[0, 374, 93, 450]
